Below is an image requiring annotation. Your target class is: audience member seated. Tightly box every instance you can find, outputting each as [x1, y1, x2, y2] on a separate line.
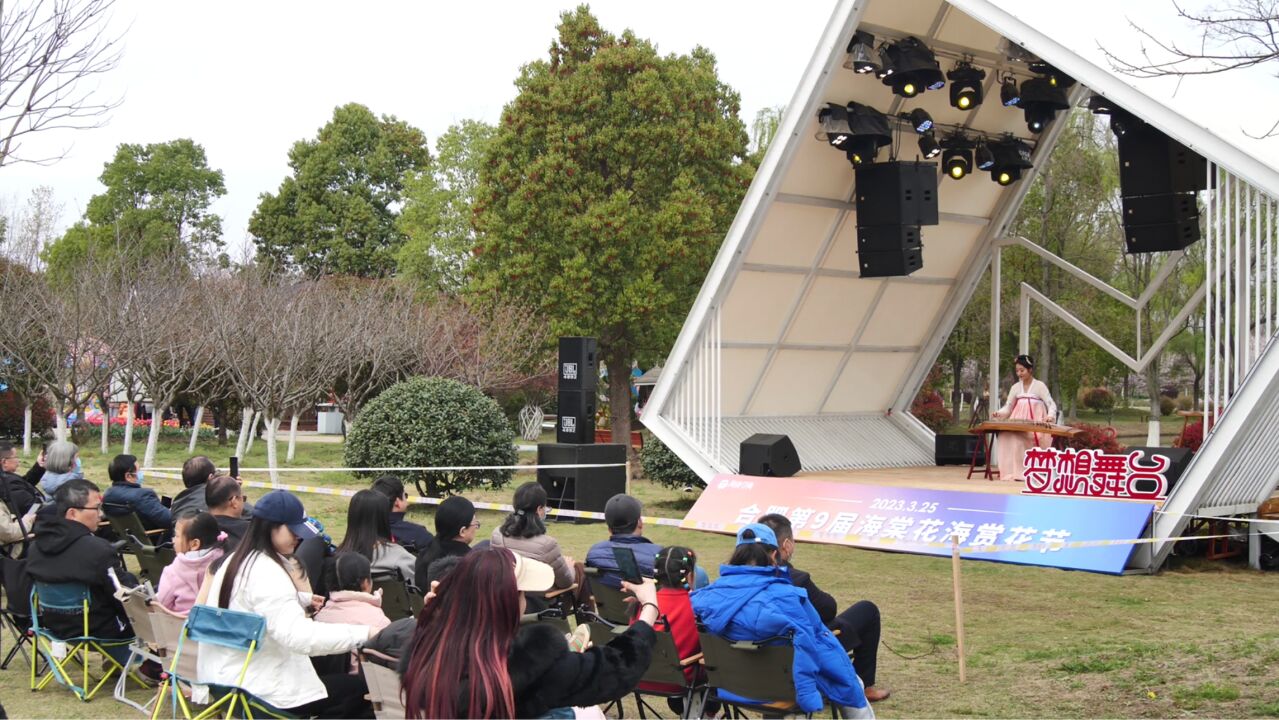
[316, 551, 391, 672]
[586, 494, 709, 589]
[414, 495, 477, 582]
[690, 524, 873, 718]
[0, 442, 40, 540]
[401, 547, 659, 718]
[204, 475, 250, 549]
[365, 553, 462, 662]
[337, 489, 417, 585]
[20, 443, 48, 491]
[370, 475, 433, 552]
[198, 490, 373, 718]
[102, 453, 171, 531]
[37, 440, 82, 496]
[490, 482, 577, 590]
[170, 456, 215, 519]
[156, 512, 225, 615]
[25, 479, 137, 662]
[758, 513, 889, 702]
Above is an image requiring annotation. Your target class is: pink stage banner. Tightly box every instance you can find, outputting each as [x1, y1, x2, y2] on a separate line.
[680, 474, 1155, 574]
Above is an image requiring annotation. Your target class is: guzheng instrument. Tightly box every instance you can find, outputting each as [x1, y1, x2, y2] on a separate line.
[971, 420, 1080, 438]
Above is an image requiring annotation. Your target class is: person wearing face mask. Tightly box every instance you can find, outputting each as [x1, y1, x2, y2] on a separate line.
[37, 440, 83, 496]
[102, 453, 172, 531]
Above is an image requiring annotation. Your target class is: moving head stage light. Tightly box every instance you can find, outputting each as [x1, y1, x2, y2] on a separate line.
[879, 37, 945, 98]
[819, 102, 891, 165]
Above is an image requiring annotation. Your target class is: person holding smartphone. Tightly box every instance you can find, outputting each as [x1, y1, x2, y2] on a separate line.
[585, 494, 710, 590]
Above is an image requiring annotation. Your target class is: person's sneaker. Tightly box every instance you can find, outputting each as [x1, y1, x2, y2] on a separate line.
[865, 686, 891, 702]
[137, 659, 164, 686]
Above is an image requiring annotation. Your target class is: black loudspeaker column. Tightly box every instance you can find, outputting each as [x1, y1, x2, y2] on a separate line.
[739, 434, 802, 478]
[556, 389, 595, 444]
[537, 443, 627, 521]
[853, 161, 938, 279]
[558, 337, 598, 390]
[1116, 124, 1207, 254]
[1126, 446, 1194, 495]
[935, 434, 984, 466]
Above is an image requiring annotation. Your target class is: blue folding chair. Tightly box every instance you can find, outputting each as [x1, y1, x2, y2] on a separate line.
[153, 604, 293, 720]
[29, 581, 146, 701]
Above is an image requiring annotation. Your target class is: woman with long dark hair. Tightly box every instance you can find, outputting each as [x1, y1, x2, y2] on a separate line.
[337, 489, 417, 584]
[991, 353, 1058, 482]
[401, 546, 659, 718]
[691, 524, 874, 718]
[414, 495, 478, 581]
[489, 482, 576, 589]
[197, 490, 373, 718]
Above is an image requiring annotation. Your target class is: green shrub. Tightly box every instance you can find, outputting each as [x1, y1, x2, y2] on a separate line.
[0, 390, 55, 438]
[1159, 396, 1177, 416]
[1081, 386, 1115, 413]
[640, 434, 703, 490]
[345, 376, 517, 497]
[911, 390, 953, 433]
[1176, 395, 1194, 411]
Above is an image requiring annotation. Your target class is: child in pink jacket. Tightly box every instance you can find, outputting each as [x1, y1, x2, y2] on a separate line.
[315, 552, 392, 672]
[156, 512, 226, 615]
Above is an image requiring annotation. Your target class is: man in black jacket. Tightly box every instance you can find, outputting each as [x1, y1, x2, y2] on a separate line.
[25, 478, 136, 661]
[759, 513, 889, 702]
[1, 443, 40, 532]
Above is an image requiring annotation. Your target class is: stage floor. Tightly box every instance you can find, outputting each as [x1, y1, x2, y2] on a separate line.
[797, 465, 1043, 496]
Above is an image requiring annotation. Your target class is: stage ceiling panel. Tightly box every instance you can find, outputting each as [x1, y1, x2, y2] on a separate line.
[719, 347, 770, 417]
[719, 270, 805, 344]
[777, 115, 856, 201]
[863, 0, 942, 37]
[822, 352, 913, 413]
[785, 276, 882, 346]
[858, 283, 951, 347]
[744, 202, 838, 269]
[820, 213, 859, 272]
[749, 349, 846, 416]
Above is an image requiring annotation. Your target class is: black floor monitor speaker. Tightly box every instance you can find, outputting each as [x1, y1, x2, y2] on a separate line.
[556, 389, 595, 444]
[1126, 446, 1194, 495]
[858, 247, 923, 278]
[537, 443, 627, 521]
[1123, 220, 1200, 254]
[558, 337, 598, 390]
[935, 434, 984, 466]
[1118, 128, 1208, 196]
[739, 434, 801, 477]
[855, 161, 939, 227]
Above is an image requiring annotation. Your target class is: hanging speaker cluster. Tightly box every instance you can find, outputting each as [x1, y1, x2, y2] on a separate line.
[854, 161, 938, 277]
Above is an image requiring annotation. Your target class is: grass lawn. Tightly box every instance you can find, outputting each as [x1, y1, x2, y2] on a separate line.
[2, 437, 1277, 718]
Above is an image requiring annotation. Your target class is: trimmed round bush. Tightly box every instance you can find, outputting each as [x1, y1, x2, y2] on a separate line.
[345, 377, 517, 497]
[1081, 386, 1115, 413]
[1159, 396, 1177, 416]
[640, 434, 703, 490]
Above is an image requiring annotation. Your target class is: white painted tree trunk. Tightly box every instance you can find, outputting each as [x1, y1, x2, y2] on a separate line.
[55, 411, 68, 441]
[22, 405, 32, 455]
[265, 416, 281, 486]
[235, 407, 253, 458]
[188, 406, 204, 454]
[143, 403, 167, 470]
[123, 402, 134, 455]
[286, 413, 299, 462]
[100, 405, 109, 454]
[245, 411, 261, 455]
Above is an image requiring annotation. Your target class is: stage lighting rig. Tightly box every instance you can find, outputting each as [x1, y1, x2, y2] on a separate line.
[844, 31, 880, 75]
[880, 37, 944, 98]
[986, 137, 1034, 185]
[975, 141, 995, 171]
[1000, 75, 1021, 106]
[817, 102, 891, 166]
[939, 134, 974, 180]
[1086, 94, 1115, 115]
[947, 63, 986, 110]
[905, 108, 933, 133]
[1019, 76, 1070, 133]
[918, 131, 941, 159]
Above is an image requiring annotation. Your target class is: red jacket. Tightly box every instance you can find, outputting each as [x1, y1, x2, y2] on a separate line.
[634, 586, 703, 689]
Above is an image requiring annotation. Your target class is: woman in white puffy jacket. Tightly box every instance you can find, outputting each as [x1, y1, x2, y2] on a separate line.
[198, 490, 373, 717]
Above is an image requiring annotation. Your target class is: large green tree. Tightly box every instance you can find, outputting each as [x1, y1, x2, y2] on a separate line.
[250, 103, 430, 276]
[470, 6, 753, 451]
[396, 119, 496, 292]
[43, 138, 225, 279]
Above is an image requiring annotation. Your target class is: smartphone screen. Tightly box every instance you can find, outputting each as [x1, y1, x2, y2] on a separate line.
[612, 546, 643, 584]
[229, 456, 239, 478]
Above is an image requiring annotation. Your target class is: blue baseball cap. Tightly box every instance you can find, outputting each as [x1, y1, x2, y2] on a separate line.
[736, 523, 778, 547]
[253, 490, 317, 540]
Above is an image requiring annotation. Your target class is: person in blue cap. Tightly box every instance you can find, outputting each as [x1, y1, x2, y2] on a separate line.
[691, 523, 874, 718]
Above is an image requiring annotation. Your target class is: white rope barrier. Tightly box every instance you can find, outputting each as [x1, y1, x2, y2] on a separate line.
[142, 463, 625, 473]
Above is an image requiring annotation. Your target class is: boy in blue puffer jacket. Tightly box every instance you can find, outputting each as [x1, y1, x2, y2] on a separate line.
[691, 523, 873, 718]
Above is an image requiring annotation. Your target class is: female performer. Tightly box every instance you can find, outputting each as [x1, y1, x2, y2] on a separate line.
[992, 354, 1057, 482]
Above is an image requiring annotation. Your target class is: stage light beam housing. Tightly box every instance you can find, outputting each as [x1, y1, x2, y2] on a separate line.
[947, 64, 986, 110]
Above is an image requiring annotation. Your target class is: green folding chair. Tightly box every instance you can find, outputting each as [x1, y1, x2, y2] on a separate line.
[698, 631, 825, 718]
[29, 581, 147, 702]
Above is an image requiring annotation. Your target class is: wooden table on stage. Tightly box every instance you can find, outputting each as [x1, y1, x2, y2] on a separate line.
[967, 421, 1081, 480]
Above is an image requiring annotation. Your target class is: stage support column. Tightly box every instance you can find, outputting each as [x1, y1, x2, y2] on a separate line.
[989, 248, 1002, 469]
[1018, 289, 1030, 356]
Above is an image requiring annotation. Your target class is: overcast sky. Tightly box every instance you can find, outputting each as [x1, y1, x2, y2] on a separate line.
[5, 0, 1274, 258]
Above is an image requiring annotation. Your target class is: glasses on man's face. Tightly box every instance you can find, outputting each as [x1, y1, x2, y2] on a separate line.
[468, 521, 482, 529]
[0, 455, 17, 464]
[74, 504, 102, 513]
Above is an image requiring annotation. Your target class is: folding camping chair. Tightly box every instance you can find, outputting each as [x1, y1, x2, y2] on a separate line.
[29, 581, 147, 702]
[371, 575, 422, 622]
[0, 554, 34, 671]
[112, 577, 171, 714]
[698, 631, 825, 719]
[155, 604, 292, 720]
[360, 648, 405, 720]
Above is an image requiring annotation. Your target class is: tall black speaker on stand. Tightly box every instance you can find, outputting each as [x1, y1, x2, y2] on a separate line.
[556, 337, 598, 444]
[854, 161, 938, 278]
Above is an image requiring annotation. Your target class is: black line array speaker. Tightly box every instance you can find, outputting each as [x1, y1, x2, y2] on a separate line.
[1123, 219, 1201, 254]
[1122, 193, 1199, 226]
[739, 434, 801, 477]
[537, 443, 627, 520]
[935, 434, 984, 466]
[1126, 446, 1194, 494]
[853, 161, 937, 278]
[558, 337, 598, 391]
[1118, 128, 1208, 197]
[556, 389, 595, 444]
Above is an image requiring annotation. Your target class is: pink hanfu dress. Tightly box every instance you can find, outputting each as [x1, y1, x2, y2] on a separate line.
[995, 379, 1057, 481]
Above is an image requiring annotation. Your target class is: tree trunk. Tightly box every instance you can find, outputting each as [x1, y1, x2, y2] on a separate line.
[287, 413, 299, 462]
[950, 356, 963, 420]
[602, 347, 635, 465]
[188, 406, 205, 454]
[1145, 359, 1162, 445]
[235, 407, 253, 458]
[245, 411, 262, 455]
[1191, 368, 1203, 411]
[55, 408, 68, 441]
[214, 403, 228, 447]
[144, 397, 175, 470]
[100, 402, 109, 454]
[22, 403, 33, 455]
[265, 416, 281, 486]
[123, 401, 134, 455]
